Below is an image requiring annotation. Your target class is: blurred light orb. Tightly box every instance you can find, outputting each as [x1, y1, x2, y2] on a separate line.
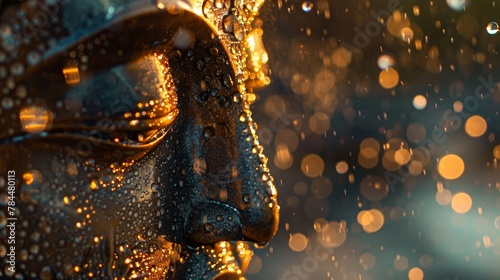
[408, 267, 425, 280]
[358, 209, 385, 233]
[19, 105, 52, 133]
[246, 255, 262, 275]
[494, 216, 500, 230]
[451, 192, 472, 214]
[360, 138, 380, 158]
[359, 253, 376, 270]
[412, 95, 427, 110]
[419, 254, 434, 268]
[438, 154, 465, 180]
[274, 144, 293, 170]
[379, 68, 399, 89]
[487, 21, 499, 35]
[319, 221, 347, 247]
[393, 255, 409, 271]
[436, 189, 453, 206]
[301, 154, 325, 177]
[446, 0, 469, 11]
[453, 100, 463, 112]
[289, 233, 308, 252]
[360, 175, 389, 201]
[301, 1, 313, 12]
[335, 161, 349, 174]
[494, 145, 500, 159]
[464, 115, 487, 137]
[377, 54, 395, 69]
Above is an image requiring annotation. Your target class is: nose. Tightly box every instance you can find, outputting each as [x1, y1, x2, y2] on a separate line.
[166, 24, 279, 246]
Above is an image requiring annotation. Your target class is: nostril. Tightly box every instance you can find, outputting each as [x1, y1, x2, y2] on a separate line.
[185, 201, 243, 245]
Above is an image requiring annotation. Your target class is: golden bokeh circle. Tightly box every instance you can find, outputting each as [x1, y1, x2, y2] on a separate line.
[438, 154, 465, 180]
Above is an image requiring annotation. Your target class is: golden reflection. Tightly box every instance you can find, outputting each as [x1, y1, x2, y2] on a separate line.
[62, 66, 80, 86]
[19, 105, 52, 133]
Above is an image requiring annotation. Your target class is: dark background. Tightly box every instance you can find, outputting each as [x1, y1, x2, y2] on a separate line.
[249, 0, 500, 279]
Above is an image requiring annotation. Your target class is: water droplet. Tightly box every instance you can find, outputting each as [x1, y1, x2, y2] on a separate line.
[203, 223, 214, 232]
[27, 51, 41, 65]
[261, 172, 270, 182]
[254, 241, 268, 248]
[302, 1, 313, 12]
[232, 92, 242, 103]
[487, 21, 499, 35]
[1, 97, 14, 110]
[196, 60, 204, 70]
[239, 113, 247, 122]
[216, 215, 223, 222]
[223, 74, 234, 87]
[202, 0, 213, 17]
[203, 126, 216, 139]
[218, 96, 231, 107]
[209, 47, 219, 56]
[90, 179, 99, 190]
[30, 244, 40, 255]
[30, 231, 40, 242]
[40, 266, 53, 280]
[151, 183, 160, 193]
[10, 62, 25, 76]
[16, 86, 27, 98]
[243, 193, 252, 203]
[215, 0, 224, 8]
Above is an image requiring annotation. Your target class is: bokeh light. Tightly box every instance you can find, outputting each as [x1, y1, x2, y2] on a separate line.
[465, 115, 487, 138]
[412, 95, 427, 110]
[289, 233, 308, 252]
[378, 68, 399, 89]
[451, 192, 473, 214]
[335, 161, 349, 174]
[301, 154, 325, 177]
[19, 105, 52, 133]
[408, 267, 424, 280]
[358, 209, 385, 233]
[438, 154, 465, 180]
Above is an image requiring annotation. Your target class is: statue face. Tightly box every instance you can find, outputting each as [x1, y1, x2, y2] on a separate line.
[0, 0, 278, 279]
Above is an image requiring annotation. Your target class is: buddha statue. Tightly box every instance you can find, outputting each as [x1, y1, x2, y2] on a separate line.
[0, 0, 278, 278]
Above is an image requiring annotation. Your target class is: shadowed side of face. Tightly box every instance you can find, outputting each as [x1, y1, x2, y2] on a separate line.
[0, 0, 278, 279]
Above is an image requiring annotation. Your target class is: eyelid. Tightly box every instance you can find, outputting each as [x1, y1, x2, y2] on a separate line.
[0, 9, 217, 145]
[16, 56, 179, 151]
